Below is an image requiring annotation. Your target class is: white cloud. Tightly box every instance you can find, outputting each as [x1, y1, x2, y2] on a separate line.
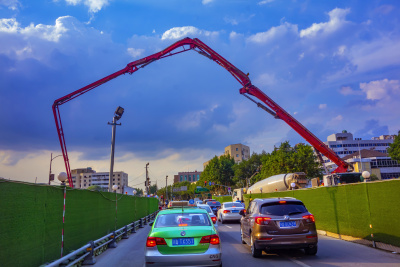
[0, 17, 69, 42]
[319, 104, 327, 109]
[258, 0, 275, 5]
[300, 8, 350, 38]
[360, 79, 400, 100]
[229, 31, 243, 40]
[339, 86, 362, 96]
[64, 0, 110, 13]
[350, 38, 400, 74]
[127, 47, 145, 58]
[202, 0, 214, 5]
[255, 73, 276, 86]
[0, 0, 20, 10]
[334, 45, 346, 56]
[331, 115, 343, 122]
[161, 26, 219, 40]
[247, 22, 298, 44]
[0, 18, 20, 33]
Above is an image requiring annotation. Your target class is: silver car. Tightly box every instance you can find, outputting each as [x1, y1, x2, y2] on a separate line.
[217, 202, 245, 223]
[197, 204, 218, 229]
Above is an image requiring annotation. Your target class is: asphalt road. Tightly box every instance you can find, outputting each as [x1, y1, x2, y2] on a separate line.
[95, 222, 400, 267]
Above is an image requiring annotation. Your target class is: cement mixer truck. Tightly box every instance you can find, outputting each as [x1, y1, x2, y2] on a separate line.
[231, 172, 308, 202]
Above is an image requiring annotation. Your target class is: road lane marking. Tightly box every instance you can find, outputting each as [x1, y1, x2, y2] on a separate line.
[225, 225, 232, 228]
[285, 256, 311, 267]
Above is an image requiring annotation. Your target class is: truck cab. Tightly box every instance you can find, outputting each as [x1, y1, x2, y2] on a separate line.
[232, 188, 245, 202]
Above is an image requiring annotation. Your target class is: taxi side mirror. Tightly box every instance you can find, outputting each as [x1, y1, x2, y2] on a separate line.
[149, 221, 154, 226]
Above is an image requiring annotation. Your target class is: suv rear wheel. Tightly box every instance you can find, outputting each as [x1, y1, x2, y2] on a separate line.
[250, 235, 262, 258]
[304, 245, 318, 255]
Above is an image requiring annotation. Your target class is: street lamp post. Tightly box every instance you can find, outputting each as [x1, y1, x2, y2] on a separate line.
[108, 106, 124, 192]
[49, 153, 63, 185]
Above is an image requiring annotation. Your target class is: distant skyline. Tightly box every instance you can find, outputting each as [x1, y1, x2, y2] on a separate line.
[1, 0, 400, 191]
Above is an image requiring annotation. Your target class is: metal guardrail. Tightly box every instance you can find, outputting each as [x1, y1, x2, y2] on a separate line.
[46, 211, 158, 267]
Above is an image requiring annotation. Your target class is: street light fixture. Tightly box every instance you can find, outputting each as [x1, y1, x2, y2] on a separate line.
[108, 106, 124, 192]
[49, 153, 63, 185]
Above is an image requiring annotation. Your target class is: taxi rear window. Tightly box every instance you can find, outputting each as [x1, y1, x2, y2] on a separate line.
[260, 202, 307, 216]
[154, 213, 211, 228]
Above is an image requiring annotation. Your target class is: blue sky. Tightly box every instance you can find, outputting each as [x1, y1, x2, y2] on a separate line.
[1, 0, 400, 189]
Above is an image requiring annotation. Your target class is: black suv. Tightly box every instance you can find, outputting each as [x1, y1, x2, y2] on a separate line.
[206, 201, 221, 215]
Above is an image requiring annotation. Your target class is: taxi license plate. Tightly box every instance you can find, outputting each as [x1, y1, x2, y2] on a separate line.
[279, 221, 296, 228]
[232, 210, 239, 213]
[172, 238, 194, 246]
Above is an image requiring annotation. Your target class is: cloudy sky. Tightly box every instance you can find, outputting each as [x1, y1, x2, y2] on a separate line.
[1, 0, 399, 189]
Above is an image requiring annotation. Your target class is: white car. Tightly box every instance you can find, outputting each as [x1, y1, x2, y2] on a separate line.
[217, 202, 245, 223]
[197, 204, 218, 229]
[195, 200, 204, 205]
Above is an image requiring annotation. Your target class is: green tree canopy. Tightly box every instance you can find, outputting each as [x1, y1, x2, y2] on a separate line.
[256, 142, 322, 183]
[388, 131, 400, 162]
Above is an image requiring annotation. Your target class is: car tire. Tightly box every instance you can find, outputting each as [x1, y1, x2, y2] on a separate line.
[304, 245, 318, 255]
[250, 235, 262, 258]
[240, 227, 246, 244]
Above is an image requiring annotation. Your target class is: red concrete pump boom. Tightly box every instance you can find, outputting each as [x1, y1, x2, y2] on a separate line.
[53, 37, 350, 187]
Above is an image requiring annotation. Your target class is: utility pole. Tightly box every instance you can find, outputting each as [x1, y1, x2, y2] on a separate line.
[165, 175, 168, 203]
[145, 162, 150, 196]
[108, 106, 124, 192]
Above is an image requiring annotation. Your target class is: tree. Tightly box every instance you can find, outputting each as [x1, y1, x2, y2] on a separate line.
[149, 184, 158, 195]
[388, 131, 400, 162]
[257, 141, 322, 183]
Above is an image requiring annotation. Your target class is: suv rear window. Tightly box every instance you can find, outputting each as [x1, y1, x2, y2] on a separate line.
[207, 201, 221, 206]
[260, 202, 307, 216]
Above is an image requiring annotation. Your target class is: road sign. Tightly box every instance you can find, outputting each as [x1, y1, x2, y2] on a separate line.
[181, 186, 187, 191]
[209, 182, 212, 186]
[228, 187, 231, 191]
[172, 188, 180, 192]
[189, 199, 194, 204]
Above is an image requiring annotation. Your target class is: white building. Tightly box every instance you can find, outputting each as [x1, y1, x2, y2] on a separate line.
[322, 131, 395, 168]
[70, 167, 128, 193]
[342, 149, 400, 180]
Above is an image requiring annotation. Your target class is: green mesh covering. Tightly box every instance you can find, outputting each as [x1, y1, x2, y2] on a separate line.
[0, 180, 158, 267]
[243, 180, 400, 247]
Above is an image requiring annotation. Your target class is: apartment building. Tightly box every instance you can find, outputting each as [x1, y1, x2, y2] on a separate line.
[173, 171, 202, 184]
[224, 144, 250, 163]
[70, 167, 128, 193]
[203, 143, 251, 169]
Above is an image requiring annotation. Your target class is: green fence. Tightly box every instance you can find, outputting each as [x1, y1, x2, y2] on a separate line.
[215, 195, 233, 203]
[0, 180, 158, 267]
[243, 180, 400, 247]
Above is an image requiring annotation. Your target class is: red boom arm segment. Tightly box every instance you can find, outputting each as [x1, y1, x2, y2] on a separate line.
[53, 37, 349, 187]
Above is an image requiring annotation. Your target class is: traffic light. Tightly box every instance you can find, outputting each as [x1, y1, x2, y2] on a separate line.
[204, 181, 207, 186]
[148, 180, 151, 186]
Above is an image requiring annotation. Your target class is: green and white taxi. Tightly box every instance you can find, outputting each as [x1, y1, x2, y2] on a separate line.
[145, 207, 222, 266]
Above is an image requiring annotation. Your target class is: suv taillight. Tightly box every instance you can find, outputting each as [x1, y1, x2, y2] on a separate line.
[223, 210, 230, 213]
[211, 216, 217, 224]
[302, 214, 315, 223]
[146, 237, 167, 247]
[255, 217, 271, 225]
[200, 234, 220, 245]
